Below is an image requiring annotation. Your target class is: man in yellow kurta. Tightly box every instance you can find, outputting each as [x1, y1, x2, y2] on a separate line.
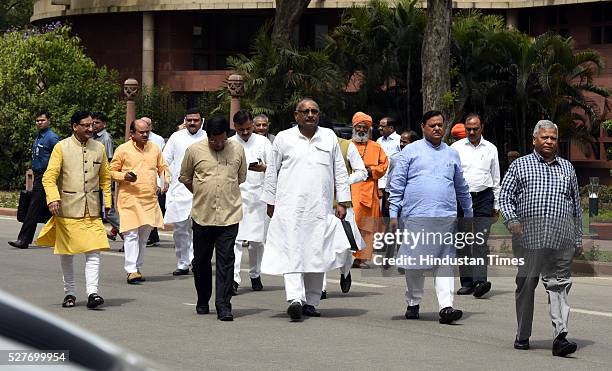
[37, 111, 112, 310]
[110, 119, 170, 284]
[350, 112, 389, 267]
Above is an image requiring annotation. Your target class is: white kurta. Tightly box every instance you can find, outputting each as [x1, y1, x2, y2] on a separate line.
[230, 133, 273, 242]
[261, 126, 351, 274]
[163, 128, 207, 224]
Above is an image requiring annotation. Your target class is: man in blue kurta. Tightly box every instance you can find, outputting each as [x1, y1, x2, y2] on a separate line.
[388, 110, 473, 324]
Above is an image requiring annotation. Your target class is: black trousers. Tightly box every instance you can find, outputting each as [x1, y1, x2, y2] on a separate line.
[191, 221, 238, 311]
[148, 192, 166, 242]
[457, 188, 494, 287]
[18, 173, 51, 244]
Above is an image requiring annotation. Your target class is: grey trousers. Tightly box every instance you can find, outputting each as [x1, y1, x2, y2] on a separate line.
[514, 245, 574, 341]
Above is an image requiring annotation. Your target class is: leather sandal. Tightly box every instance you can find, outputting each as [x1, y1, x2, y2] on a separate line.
[62, 295, 76, 308]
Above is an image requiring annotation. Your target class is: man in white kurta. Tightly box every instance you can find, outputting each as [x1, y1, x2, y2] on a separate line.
[230, 110, 273, 293]
[162, 109, 207, 275]
[261, 99, 351, 321]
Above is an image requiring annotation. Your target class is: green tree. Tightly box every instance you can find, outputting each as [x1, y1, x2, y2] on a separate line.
[0, 25, 123, 189]
[223, 24, 346, 131]
[0, 0, 33, 31]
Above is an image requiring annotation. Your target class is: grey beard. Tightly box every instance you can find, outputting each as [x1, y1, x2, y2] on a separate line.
[352, 130, 369, 143]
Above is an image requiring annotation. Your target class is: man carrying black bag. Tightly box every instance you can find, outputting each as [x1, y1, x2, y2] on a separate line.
[9, 110, 59, 249]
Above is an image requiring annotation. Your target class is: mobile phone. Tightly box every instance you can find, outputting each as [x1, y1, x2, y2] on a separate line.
[127, 171, 137, 178]
[248, 161, 259, 167]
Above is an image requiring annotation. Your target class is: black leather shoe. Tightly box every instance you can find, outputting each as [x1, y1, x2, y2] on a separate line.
[86, 293, 104, 309]
[340, 272, 352, 293]
[146, 238, 159, 247]
[172, 268, 190, 276]
[439, 307, 463, 324]
[251, 276, 263, 291]
[457, 286, 474, 295]
[320, 290, 327, 300]
[552, 333, 577, 357]
[405, 305, 419, 319]
[473, 281, 492, 298]
[232, 281, 239, 296]
[196, 305, 209, 315]
[302, 304, 321, 317]
[514, 337, 530, 350]
[8, 240, 28, 249]
[287, 302, 302, 321]
[217, 310, 234, 321]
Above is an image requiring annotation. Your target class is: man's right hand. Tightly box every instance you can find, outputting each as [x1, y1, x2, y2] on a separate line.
[48, 201, 61, 216]
[124, 172, 137, 182]
[267, 204, 275, 218]
[508, 222, 523, 236]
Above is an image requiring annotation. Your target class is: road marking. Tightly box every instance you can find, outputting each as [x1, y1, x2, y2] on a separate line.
[326, 278, 386, 288]
[102, 251, 125, 257]
[0, 216, 17, 221]
[573, 308, 612, 318]
[183, 303, 196, 306]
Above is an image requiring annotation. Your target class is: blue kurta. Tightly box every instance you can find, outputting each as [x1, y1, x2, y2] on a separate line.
[388, 139, 473, 269]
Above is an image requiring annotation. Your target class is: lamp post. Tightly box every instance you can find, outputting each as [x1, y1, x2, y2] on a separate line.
[123, 78, 139, 141]
[588, 177, 600, 218]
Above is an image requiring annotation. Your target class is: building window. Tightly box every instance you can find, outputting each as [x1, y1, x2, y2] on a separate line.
[548, 7, 570, 38]
[591, 2, 612, 44]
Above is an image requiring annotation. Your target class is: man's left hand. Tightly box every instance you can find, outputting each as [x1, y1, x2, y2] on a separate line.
[249, 162, 267, 173]
[161, 183, 169, 194]
[336, 204, 347, 220]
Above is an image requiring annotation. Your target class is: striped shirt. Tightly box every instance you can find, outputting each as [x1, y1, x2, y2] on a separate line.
[499, 151, 582, 250]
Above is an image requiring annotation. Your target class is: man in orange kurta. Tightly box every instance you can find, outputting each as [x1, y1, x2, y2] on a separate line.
[350, 112, 389, 267]
[110, 119, 170, 283]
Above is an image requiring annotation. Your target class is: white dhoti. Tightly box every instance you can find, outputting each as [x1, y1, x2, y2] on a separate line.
[173, 219, 193, 270]
[123, 225, 152, 273]
[234, 240, 264, 284]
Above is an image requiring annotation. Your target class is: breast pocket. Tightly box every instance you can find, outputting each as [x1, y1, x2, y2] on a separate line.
[313, 144, 332, 165]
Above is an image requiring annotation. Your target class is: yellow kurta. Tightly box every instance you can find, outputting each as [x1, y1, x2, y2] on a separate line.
[36, 143, 112, 255]
[110, 140, 170, 233]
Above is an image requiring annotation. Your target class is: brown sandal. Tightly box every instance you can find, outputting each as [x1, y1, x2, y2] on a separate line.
[62, 295, 76, 308]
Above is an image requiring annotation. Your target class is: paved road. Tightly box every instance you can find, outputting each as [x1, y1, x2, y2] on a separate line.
[1, 216, 611, 370]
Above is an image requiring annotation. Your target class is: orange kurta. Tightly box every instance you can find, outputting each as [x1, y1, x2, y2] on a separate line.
[351, 140, 388, 260]
[110, 140, 170, 233]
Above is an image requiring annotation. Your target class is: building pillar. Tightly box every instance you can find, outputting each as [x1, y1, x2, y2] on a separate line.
[227, 74, 245, 130]
[123, 79, 139, 141]
[142, 12, 155, 90]
[506, 9, 519, 30]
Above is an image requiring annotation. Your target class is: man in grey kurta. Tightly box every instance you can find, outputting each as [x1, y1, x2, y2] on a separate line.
[388, 110, 472, 325]
[500, 120, 582, 357]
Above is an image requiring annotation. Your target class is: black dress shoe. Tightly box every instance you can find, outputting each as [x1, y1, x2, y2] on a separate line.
[456, 286, 475, 295]
[146, 238, 160, 247]
[8, 240, 28, 249]
[251, 276, 263, 291]
[405, 305, 419, 319]
[473, 281, 492, 298]
[302, 304, 321, 317]
[196, 305, 209, 315]
[232, 281, 239, 296]
[340, 272, 352, 293]
[86, 293, 104, 309]
[320, 290, 327, 300]
[514, 337, 530, 350]
[172, 268, 190, 276]
[217, 310, 234, 321]
[439, 307, 463, 324]
[287, 302, 302, 321]
[552, 333, 577, 357]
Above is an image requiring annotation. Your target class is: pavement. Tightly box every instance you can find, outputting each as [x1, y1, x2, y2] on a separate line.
[1, 215, 612, 370]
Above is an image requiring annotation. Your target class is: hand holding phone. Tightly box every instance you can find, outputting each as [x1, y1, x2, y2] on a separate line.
[125, 171, 137, 182]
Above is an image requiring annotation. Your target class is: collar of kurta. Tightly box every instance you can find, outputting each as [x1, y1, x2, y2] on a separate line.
[296, 125, 322, 141]
[463, 137, 486, 148]
[424, 138, 443, 149]
[131, 139, 150, 152]
[70, 134, 89, 147]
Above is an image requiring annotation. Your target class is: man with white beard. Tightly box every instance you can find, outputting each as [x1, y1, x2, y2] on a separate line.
[230, 110, 273, 293]
[162, 108, 207, 275]
[261, 98, 351, 321]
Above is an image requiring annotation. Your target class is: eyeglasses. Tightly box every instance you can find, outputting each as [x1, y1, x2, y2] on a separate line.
[76, 123, 94, 129]
[297, 108, 320, 115]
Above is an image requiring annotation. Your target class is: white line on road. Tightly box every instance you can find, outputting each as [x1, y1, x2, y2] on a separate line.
[573, 308, 612, 318]
[326, 278, 386, 288]
[184, 303, 196, 306]
[102, 251, 125, 257]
